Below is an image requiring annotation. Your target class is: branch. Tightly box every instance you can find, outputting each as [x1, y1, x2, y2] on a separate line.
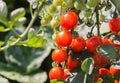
[0, 3, 44, 52]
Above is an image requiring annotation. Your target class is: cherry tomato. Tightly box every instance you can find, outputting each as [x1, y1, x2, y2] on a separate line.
[70, 36, 86, 52]
[66, 0, 75, 8]
[49, 67, 64, 80]
[74, 0, 85, 10]
[55, 30, 72, 47]
[86, 36, 103, 52]
[52, 48, 67, 63]
[109, 66, 120, 76]
[63, 68, 70, 80]
[99, 68, 111, 76]
[114, 80, 119, 83]
[109, 17, 120, 33]
[48, 5, 57, 14]
[83, 8, 92, 18]
[53, 0, 63, 6]
[87, 0, 101, 8]
[60, 11, 78, 30]
[67, 55, 81, 70]
[102, 38, 111, 44]
[50, 17, 59, 28]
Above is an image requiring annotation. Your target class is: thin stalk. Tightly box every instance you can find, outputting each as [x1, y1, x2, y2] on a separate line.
[0, 3, 44, 52]
[95, 5, 100, 36]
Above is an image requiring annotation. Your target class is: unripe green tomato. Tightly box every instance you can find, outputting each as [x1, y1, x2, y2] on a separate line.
[10, 7, 25, 21]
[66, 0, 75, 8]
[15, 17, 26, 27]
[87, 0, 101, 8]
[83, 8, 92, 18]
[47, 5, 57, 14]
[57, 3, 67, 13]
[0, 0, 8, 19]
[99, 14, 105, 22]
[44, 14, 52, 23]
[53, 0, 63, 6]
[50, 17, 60, 28]
[41, 19, 48, 26]
[74, 0, 85, 10]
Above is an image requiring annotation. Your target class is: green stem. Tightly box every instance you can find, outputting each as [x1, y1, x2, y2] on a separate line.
[95, 5, 100, 36]
[83, 73, 87, 83]
[0, 3, 43, 52]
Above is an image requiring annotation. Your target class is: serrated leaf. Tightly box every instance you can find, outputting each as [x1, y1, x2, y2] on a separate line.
[0, 41, 4, 46]
[0, 76, 9, 83]
[97, 44, 117, 59]
[23, 35, 47, 48]
[70, 71, 93, 83]
[0, 26, 9, 32]
[81, 58, 94, 75]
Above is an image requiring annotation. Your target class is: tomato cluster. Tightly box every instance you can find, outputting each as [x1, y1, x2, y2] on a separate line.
[47, 0, 120, 82]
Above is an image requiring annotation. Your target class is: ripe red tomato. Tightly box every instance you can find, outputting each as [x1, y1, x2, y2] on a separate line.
[109, 17, 120, 33]
[55, 30, 72, 47]
[49, 67, 64, 80]
[63, 68, 70, 80]
[52, 48, 67, 63]
[109, 66, 120, 76]
[70, 36, 86, 52]
[67, 55, 81, 70]
[102, 38, 111, 44]
[99, 68, 111, 76]
[114, 80, 119, 83]
[86, 36, 103, 52]
[60, 11, 78, 30]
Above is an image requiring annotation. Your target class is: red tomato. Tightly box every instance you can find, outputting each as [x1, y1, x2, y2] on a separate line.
[55, 30, 72, 47]
[102, 38, 111, 44]
[99, 68, 111, 76]
[52, 48, 67, 63]
[63, 68, 70, 80]
[70, 36, 86, 52]
[49, 67, 64, 80]
[109, 17, 120, 33]
[86, 36, 103, 52]
[67, 55, 81, 70]
[109, 66, 120, 76]
[60, 11, 78, 30]
[114, 80, 119, 83]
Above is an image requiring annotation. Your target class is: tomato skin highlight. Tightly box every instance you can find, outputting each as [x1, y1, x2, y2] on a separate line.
[70, 36, 86, 52]
[60, 11, 78, 30]
[86, 36, 103, 52]
[109, 17, 120, 33]
[52, 48, 67, 63]
[49, 67, 64, 80]
[55, 30, 72, 47]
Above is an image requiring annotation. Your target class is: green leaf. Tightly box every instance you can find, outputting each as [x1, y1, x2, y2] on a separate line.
[50, 80, 65, 83]
[97, 44, 117, 59]
[0, 62, 47, 83]
[0, 26, 9, 32]
[114, 70, 120, 80]
[70, 71, 93, 83]
[0, 76, 9, 83]
[10, 8, 26, 22]
[81, 58, 94, 75]
[0, 41, 4, 46]
[23, 35, 47, 48]
[110, 0, 120, 14]
[111, 35, 120, 45]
